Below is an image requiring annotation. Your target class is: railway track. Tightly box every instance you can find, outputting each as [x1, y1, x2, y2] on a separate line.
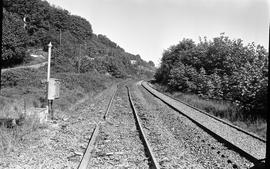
[127, 86, 160, 169]
[78, 82, 160, 169]
[77, 84, 118, 169]
[77, 80, 266, 168]
[141, 81, 266, 166]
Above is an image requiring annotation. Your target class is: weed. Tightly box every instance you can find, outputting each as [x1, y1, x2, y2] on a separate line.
[0, 112, 48, 155]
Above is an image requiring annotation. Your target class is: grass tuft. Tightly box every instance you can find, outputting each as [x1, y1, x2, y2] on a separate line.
[0, 114, 46, 155]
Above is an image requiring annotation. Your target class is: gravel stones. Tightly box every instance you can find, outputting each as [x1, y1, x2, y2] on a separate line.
[136, 82, 254, 168]
[87, 84, 149, 168]
[1, 81, 260, 168]
[0, 85, 118, 168]
[143, 82, 266, 161]
[131, 84, 204, 169]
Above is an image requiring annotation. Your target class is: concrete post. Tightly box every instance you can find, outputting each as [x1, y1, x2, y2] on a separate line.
[47, 42, 52, 118]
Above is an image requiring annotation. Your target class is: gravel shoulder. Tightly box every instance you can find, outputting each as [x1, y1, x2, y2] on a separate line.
[133, 81, 253, 169]
[142, 81, 266, 161]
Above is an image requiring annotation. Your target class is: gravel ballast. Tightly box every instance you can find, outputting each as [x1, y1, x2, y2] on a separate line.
[87, 84, 149, 169]
[137, 82, 255, 168]
[131, 83, 206, 168]
[142, 81, 265, 164]
[0, 84, 118, 169]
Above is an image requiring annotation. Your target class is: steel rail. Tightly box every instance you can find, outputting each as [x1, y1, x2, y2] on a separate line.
[78, 124, 100, 169]
[126, 86, 161, 169]
[78, 85, 118, 169]
[141, 81, 266, 164]
[103, 84, 118, 120]
[145, 82, 266, 143]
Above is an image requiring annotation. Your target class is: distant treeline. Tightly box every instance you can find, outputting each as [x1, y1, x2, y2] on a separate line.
[2, 0, 154, 78]
[155, 35, 268, 118]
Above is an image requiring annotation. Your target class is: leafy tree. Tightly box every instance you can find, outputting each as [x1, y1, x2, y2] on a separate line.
[155, 34, 268, 117]
[2, 0, 154, 79]
[148, 61, 155, 67]
[69, 15, 92, 41]
[2, 9, 28, 67]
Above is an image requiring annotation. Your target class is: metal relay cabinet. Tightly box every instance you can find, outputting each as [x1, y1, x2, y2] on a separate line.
[48, 78, 60, 100]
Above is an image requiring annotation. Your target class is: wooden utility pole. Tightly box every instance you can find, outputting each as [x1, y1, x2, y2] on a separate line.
[59, 29, 62, 47]
[78, 44, 81, 73]
[58, 29, 62, 64]
[85, 42, 87, 58]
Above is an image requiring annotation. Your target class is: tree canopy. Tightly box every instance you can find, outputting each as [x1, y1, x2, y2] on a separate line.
[155, 35, 268, 117]
[2, 8, 28, 67]
[2, 0, 155, 78]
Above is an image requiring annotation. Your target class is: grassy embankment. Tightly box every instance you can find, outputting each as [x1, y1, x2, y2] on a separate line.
[0, 67, 118, 154]
[151, 83, 267, 139]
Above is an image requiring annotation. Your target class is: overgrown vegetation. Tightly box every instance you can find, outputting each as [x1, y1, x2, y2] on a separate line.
[0, 68, 117, 154]
[1, 0, 155, 124]
[154, 34, 268, 137]
[1, 0, 155, 155]
[2, 0, 155, 78]
[0, 68, 115, 115]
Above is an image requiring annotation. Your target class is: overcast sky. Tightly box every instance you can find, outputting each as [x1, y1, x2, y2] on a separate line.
[46, 0, 269, 65]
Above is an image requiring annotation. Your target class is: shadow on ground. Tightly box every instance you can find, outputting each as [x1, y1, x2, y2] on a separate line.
[249, 161, 266, 169]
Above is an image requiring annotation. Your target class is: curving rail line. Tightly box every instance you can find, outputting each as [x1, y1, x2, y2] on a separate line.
[141, 81, 266, 165]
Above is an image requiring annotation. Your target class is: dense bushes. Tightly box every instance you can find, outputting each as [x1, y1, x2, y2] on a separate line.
[155, 35, 268, 118]
[1, 69, 45, 88]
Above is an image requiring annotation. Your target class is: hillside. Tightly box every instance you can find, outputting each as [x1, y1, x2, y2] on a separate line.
[1, 0, 155, 157]
[2, 0, 155, 78]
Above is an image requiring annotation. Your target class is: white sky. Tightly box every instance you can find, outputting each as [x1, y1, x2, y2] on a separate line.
[46, 0, 269, 65]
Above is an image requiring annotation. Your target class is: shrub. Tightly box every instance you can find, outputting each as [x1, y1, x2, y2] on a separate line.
[155, 34, 268, 118]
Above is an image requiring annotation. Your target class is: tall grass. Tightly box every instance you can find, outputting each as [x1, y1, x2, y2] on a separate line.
[0, 68, 118, 155]
[0, 114, 47, 155]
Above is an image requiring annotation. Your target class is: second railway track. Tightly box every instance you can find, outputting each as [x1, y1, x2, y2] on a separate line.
[77, 80, 266, 169]
[141, 81, 266, 167]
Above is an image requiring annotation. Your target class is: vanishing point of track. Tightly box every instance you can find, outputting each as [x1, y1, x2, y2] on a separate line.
[77, 80, 266, 168]
[78, 83, 161, 169]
